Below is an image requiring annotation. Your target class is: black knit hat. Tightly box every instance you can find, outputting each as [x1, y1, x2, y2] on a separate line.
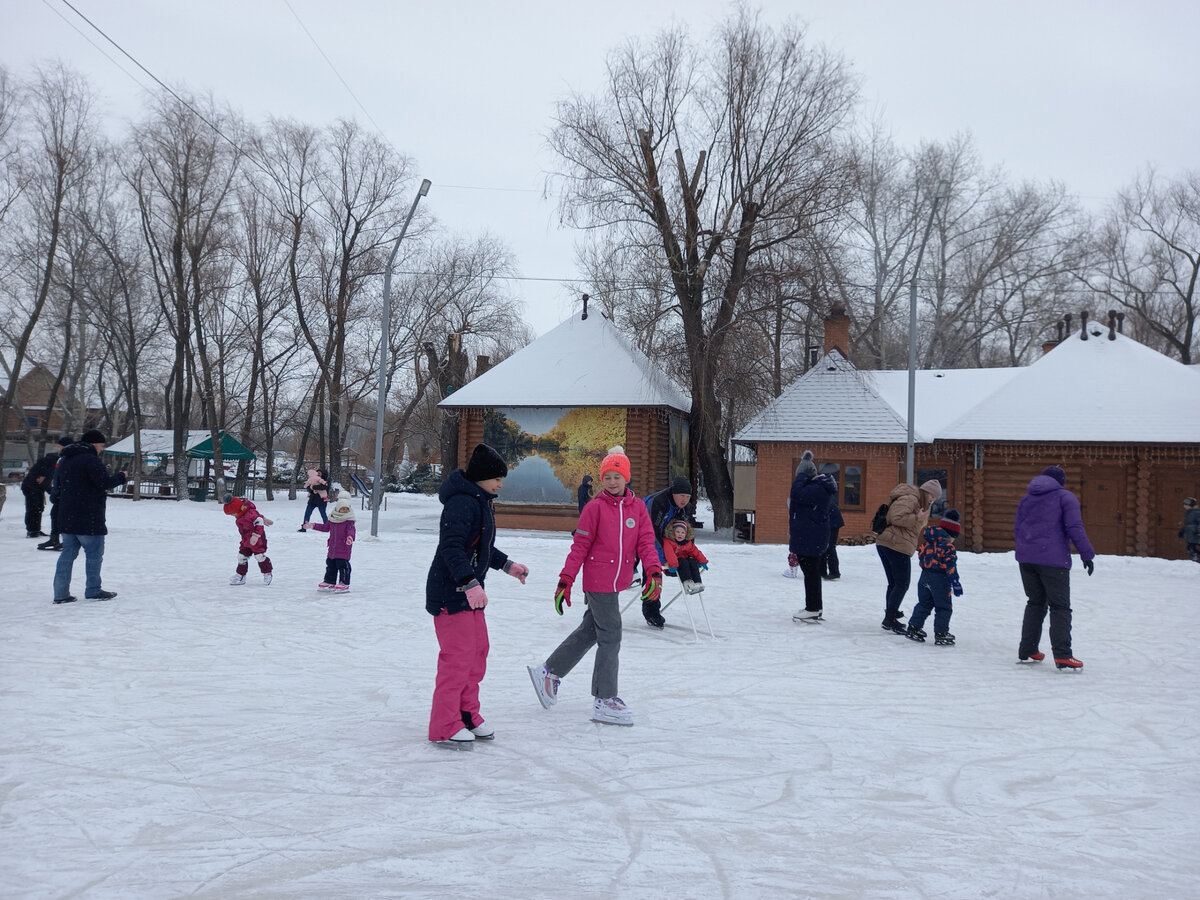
[56, 435, 73, 447]
[940, 507, 961, 535]
[464, 443, 507, 482]
[81, 428, 107, 445]
[669, 476, 692, 495]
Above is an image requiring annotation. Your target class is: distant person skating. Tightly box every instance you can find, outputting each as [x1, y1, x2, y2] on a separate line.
[224, 493, 274, 585]
[425, 443, 528, 749]
[576, 474, 593, 513]
[1180, 497, 1200, 562]
[875, 479, 943, 634]
[664, 520, 709, 593]
[906, 508, 963, 645]
[788, 451, 836, 623]
[305, 496, 356, 590]
[1014, 466, 1095, 670]
[39, 435, 72, 551]
[51, 430, 127, 604]
[21, 443, 59, 537]
[821, 497, 844, 581]
[299, 468, 329, 530]
[528, 446, 661, 726]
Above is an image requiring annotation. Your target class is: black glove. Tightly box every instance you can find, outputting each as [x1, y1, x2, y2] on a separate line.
[1083, 559, 1094, 576]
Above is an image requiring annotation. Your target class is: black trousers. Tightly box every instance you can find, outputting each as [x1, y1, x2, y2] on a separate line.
[676, 557, 703, 584]
[23, 488, 45, 535]
[798, 554, 823, 612]
[1018, 562, 1072, 658]
[324, 558, 351, 585]
[821, 526, 841, 577]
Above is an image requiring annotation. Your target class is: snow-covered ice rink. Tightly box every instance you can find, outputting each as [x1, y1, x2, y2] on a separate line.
[3, 492, 1197, 898]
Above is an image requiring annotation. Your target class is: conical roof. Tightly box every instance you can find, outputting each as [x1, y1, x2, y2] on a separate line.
[438, 313, 690, 412]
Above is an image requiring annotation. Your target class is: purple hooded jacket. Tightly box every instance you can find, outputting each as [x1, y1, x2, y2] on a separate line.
[1013, 475, 1096, 568]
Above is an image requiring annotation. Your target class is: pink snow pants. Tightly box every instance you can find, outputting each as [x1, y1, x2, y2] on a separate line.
[429, 608, 489, 742]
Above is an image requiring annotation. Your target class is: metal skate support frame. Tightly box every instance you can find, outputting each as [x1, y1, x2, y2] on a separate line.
[621, 586, 716, 642]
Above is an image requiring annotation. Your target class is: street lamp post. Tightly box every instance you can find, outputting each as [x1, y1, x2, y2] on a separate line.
[371, 178, 431, 536]
[906, 181, 947, 484]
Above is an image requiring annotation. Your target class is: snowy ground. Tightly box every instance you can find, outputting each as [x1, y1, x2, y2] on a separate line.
[2, 491, 1198, 899]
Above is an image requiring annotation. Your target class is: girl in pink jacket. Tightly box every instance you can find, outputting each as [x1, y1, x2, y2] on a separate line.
[527, 447, 662, 727]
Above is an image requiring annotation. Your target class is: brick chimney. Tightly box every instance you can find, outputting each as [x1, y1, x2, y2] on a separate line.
[823, 303, 850, 357]
[475, 354, 492, 376]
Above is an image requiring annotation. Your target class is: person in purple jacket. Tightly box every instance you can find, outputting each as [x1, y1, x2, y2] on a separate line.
[1014, 465, 1096, 670]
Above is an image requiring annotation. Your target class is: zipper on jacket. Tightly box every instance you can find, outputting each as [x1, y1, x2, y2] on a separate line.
[612, 493, 624, 593]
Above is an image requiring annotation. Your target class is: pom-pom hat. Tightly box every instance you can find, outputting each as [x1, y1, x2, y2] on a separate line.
[939, 507, 961, 535]
[795, 450, 817, 478]
[599, 445, 631, 482]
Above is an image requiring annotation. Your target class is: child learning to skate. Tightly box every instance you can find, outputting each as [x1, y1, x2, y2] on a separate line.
[425, 443, 529, 748]
[304, 496, 356, 591]
[905, 508, 963, 645]
[528, 446, 662, 727]
[664, 519, 709, 594]
[223, 492, 274, 585]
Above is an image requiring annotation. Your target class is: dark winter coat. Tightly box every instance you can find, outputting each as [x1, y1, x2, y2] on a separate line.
[644, 488, 690, 542]
[788, 472, 837, 558]
[1014, 474, 1096, 569]
[919, 523, 962, 592]
[577, 475, 593, 513]
[876, 483, 929, 557]
[21, 452, 58, 494]
[829, 502, 845, 531]
[425, 469, 510, 616]
[55, 442, 126, 535]
[1182, 508, 1200, 544]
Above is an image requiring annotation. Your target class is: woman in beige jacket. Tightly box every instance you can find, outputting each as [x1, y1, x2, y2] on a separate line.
[876, 479, 943, 633]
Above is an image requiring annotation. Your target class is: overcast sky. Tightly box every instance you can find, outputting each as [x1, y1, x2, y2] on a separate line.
[4, 0, 1195, 336]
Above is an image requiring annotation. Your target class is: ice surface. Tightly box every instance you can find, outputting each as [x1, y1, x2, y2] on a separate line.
[3, 492, 1197, 898]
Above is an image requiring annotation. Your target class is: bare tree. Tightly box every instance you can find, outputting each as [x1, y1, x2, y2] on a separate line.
[549, 9, 858, 526]
[1079, 168, 1199, 363]
[0, 64, 97, 464]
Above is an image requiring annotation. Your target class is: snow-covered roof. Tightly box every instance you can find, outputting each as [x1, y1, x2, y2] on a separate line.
[735, 330, 1200, 446]
[734, 351, 1019, 444]
[439, 312, 690, 412]
[942, 327, 1200, 442]
[106, 430, 211, 456]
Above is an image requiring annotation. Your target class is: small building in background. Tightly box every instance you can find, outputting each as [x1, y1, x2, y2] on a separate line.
[439, 308, 692, 532]
[734, 310, 1200, 559]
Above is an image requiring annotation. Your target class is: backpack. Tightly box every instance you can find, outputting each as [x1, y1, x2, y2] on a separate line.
[871, 503, 890, 535]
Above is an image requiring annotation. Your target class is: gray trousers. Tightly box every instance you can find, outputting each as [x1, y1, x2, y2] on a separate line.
[545, 591, 621, 699]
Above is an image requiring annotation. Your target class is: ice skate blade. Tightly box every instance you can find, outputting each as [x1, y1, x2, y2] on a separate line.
[434, 740, 475, 750]
[591, 717, 634, 727]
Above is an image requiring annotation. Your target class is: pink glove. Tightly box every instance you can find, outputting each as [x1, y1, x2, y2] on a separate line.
[464, 579, 488, 609]
[787, 552, 798, 567]
[249, 533, 260, 545]
[504, 560, 529, 584]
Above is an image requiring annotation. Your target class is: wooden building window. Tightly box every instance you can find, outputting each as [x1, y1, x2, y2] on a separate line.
[818, 460, 865, 511]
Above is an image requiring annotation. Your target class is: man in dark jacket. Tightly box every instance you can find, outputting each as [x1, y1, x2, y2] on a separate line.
[1014, 465, 1095, 669]
[640, 475, 693, 627]
[21, 446, 59, 537]
[788, 451, 837, 622]
[51, 429, 127, 604]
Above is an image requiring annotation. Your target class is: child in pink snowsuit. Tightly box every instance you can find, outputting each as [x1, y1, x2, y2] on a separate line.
[305, 497, 355, 591]
[223, 493, 274, 585]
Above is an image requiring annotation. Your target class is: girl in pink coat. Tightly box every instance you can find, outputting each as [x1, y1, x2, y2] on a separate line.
[527, 446, 662, 727]
[304, 497, 356, 591]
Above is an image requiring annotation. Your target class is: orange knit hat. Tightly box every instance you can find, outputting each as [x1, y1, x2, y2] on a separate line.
[599, 446, 631, 481]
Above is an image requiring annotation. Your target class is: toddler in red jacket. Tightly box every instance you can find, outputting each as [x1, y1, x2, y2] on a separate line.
[664, 520, 709, 593]
[223, 493, 274, 585]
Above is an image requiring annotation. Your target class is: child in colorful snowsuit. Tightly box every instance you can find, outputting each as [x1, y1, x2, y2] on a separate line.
[528, 446, 662, 726]
[1180, 497, 1200, 562]
[425, 443, 529, 748]
[664, 520, 709, 594]
[223, 493, 274, 585]
[906, 508, 963, 645]
[305, 496, 356, 591]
